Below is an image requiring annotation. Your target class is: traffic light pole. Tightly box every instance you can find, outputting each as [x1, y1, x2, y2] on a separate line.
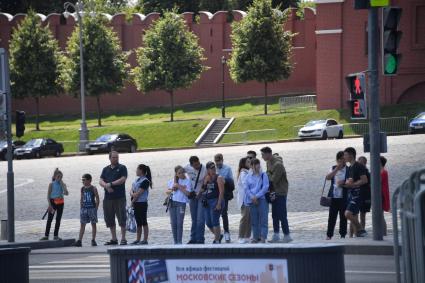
[4, 52, 15, 242]
[368, 7, 384, 241]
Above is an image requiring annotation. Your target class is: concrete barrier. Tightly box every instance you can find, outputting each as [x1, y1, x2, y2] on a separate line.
[108, 243, 345, 283]
[0, 247, 31, 283]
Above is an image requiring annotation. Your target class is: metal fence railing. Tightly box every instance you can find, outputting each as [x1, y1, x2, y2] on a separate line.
[392, 168, 425, 283]
[293, 116, 409, 138]
[279, 95, 317, 113]
[220, 129, 278, 145]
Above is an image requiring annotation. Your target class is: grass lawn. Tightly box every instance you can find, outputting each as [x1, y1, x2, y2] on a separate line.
[13, 97, 425, 152]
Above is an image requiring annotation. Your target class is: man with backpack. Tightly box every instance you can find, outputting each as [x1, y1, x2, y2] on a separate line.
[214, 153, 235, 243]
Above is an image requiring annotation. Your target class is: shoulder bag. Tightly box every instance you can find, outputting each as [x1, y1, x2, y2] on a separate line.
[320, 178, 332, 207]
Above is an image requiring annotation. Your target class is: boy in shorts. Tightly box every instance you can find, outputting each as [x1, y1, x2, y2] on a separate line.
[74, 174, 100, 247]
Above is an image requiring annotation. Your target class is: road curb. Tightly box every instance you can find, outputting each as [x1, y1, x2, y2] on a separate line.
[344, 243, 394, 256]
[26, 242, 395, 256]
[0, 238, 75, 250]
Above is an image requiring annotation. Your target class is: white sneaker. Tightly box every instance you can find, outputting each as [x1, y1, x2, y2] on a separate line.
[238, 238, 248, 244]
[224, 232, 231, 243]
[268, 233, 280, 243]
[282, 234, 293, 243]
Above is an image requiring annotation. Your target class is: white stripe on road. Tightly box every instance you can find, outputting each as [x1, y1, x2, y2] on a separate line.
[345, 270, 396, 274]
[0, 178, 34, 194]
[41, 260, 108, 264]
[30, 265, 110, 269]
[15, 178, 34, 188]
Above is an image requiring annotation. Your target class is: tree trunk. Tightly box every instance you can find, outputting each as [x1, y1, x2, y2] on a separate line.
[264, 81, 268, 115]
[169, 90, 174, 122]
[96, 96, 102, 127]
[35, 97, 40, 131]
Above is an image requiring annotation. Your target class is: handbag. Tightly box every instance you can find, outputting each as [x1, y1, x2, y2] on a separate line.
[126, 206, 137, 233]
[320, 178, 332, 207]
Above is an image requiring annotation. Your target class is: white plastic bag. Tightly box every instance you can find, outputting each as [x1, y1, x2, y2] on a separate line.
[126, 206, 137, 233]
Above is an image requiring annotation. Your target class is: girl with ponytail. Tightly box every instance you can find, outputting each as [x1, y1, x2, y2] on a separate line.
[130, 164, 152, 244]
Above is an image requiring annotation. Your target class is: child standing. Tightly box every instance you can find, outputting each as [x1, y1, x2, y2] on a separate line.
[74, 174, 100, 247]
[130, 164, 152, 245]
[41, 168, 68, 240]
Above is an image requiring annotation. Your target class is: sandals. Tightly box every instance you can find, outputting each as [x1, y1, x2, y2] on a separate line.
[120, 239, 127, 245]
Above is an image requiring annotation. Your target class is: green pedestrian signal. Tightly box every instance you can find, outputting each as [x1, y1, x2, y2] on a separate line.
[382, 7, 402, 76]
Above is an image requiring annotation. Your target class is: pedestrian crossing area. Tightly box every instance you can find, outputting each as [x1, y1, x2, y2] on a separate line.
[30, 254, 110, 281]
[14, 210, 394, 243]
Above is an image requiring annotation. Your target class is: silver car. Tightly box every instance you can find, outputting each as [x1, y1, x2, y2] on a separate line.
[298, 119, 344, 140]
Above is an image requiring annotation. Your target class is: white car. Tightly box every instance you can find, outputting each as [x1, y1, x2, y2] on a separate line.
[298, 119, 344, 140]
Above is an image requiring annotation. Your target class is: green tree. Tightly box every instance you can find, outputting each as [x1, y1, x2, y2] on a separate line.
[236, 0, 299, 10]
[9, 9, 64, 131]
[229, 0, 294, 115]
[62, 14, 129, 127]
[132, 11, 207, 122]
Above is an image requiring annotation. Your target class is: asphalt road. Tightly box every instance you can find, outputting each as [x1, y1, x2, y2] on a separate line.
[1, 134, 424, 221]
[27, 251, 397, 283]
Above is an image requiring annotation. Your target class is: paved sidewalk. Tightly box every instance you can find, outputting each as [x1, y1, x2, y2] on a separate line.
[1, 211, 395, 254]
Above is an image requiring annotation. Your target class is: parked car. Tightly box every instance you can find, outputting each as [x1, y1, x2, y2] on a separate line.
[409, 112, 425, 134]
[298, 119, 344, 140]
[14, 138, 64, 159]
[0, 140, 26, 160]
[86, 133, 137, 154]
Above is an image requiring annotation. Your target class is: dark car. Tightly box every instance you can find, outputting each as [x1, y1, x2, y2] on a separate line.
[409, 112, 425, 134]
[0, 140, 26, 160]
[14, 138, 64, 159]
[86, 133, 137, 154]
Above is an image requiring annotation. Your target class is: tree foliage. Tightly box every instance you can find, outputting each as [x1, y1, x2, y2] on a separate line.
[132, 10, 207, 122]
[229, 0, 294, 114]
[0, 0, 300, 15]
[62, 14, 129, 126]
[9, 9, 64, 130]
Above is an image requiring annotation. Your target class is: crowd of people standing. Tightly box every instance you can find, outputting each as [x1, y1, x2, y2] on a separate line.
[39, 146, 390, 246]
[325, 147, 390, 240]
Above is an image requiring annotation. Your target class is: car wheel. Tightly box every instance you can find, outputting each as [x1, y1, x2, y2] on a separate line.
[322, 131, 328, 140]
[35, 152, 41, 158]
[55, 150, 61, 157]
[130, 144, 136, 153]
[337, 130, 344, 139]
[86, 150, 93, 155]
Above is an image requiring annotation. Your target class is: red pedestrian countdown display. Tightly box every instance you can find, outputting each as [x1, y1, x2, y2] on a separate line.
[346, 73, 367, 119]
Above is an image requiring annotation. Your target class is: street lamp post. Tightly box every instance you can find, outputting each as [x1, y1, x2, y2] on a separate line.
[221, 55, 226, 118]
[64, 1, 89, 152]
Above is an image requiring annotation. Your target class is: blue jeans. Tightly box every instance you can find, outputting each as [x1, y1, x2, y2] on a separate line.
[169, 201, 186, 244]
[272, 195, 290, 235]
[204, 198, 223, 229]
[189, 197, 205, 243]
[250, 198, 269, 240]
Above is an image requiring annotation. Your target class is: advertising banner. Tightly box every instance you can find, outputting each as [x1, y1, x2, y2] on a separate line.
[127, 258, 288, 283]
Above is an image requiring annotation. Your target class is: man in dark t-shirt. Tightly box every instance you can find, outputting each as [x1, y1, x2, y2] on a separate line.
[343, 147, 368, 237]
[358, 156, 371, 231]
[100, 151, 128, 245]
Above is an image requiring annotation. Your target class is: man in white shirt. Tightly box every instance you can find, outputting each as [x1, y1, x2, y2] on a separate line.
[185, 156, 207, 244]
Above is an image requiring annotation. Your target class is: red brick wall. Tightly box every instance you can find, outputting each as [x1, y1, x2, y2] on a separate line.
[316, 0, 425, 110]
[0, 8, 317, 115]
[2, 1, 423, 115]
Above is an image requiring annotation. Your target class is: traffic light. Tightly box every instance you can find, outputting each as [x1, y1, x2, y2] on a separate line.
[354, 0, 369, 9]
[382, 7, 402, 76]
[346, 73, 367, 119]
[15, 110, 25, 138]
